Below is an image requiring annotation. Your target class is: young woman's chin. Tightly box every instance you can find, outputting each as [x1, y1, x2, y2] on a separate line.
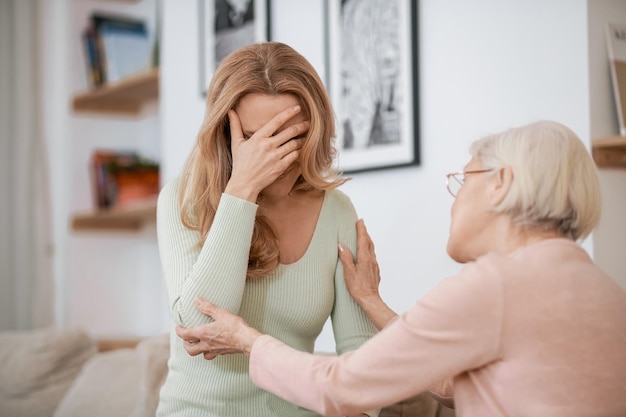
[262, 164, 302, 198]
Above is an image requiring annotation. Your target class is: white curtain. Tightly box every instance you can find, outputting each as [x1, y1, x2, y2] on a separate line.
[0, 0, 54, 330]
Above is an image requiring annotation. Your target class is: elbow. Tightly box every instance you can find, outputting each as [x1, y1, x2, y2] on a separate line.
[169, 297, 185, 327]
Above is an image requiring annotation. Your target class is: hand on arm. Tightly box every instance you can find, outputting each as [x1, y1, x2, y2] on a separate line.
[338, 219, 397, 330]
[225, 107, 308, 202]
[176, 298, 262, 360]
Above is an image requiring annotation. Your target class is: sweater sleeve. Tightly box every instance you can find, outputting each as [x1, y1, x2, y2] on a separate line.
[329, 191, 379, 354]
[156, 179, 258, 327]
[249, 260, 504, 417]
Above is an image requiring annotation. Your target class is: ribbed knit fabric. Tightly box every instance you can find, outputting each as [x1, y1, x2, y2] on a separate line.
[155, 178, 378, 417]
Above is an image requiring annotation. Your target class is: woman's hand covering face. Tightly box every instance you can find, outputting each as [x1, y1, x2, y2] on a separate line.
[225, 103, 309, 201]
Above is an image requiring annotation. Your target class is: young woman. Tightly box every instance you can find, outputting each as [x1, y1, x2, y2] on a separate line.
[155, 42, 378, 417]
[177, 120, 626, 417]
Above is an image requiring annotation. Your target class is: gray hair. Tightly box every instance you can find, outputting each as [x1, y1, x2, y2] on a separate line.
[470, 120, 601, 241]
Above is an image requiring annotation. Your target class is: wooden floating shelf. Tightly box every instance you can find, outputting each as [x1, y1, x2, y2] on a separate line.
[72, 68, 159, 116]
[71, 198, 157, 232]
[592, 136, 626, 168]
[96, 337, 143, 352]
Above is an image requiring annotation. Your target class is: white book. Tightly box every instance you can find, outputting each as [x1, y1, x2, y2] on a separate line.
[605, 23, 626, 136]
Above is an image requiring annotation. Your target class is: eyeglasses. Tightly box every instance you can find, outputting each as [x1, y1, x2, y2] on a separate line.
[446, 169, 493, 198]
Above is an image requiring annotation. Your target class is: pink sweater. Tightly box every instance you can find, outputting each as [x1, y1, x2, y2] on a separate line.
[249, 239, 626, 417]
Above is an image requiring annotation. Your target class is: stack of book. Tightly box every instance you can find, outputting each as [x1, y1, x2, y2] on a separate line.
[82, 12, 153, 88]
[90, 150, 160, 210]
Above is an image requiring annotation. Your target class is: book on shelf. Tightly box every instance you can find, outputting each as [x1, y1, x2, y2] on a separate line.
[90, 150, 160, 210]
[82, 27, 104, 87]
[606, 22, 626, 137]
[82, 12, 153, 88]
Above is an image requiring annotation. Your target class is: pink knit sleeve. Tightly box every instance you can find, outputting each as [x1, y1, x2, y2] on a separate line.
[249, 260, 504, 416]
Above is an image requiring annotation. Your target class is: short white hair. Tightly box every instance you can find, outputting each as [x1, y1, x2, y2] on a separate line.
[469, 120, 601, 241]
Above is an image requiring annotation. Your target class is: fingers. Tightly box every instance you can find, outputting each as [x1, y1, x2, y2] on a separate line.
[228, 110, 245, 153]
[338, 244, 356, 273]
[175, 325, 194, 341]
[254, 104, 302, 140]
[195, 297, 218, 317]
[356, 219, 375, 252]
[273, 120, 310, 148]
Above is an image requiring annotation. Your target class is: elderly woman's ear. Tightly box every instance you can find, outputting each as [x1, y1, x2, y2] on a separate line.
[489, 165, 514, 206]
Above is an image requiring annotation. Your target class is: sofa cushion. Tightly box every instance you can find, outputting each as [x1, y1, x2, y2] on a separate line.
[53, 333, 169, 417]
[53, 348, 142, 417]
[0, 326, 97, 417]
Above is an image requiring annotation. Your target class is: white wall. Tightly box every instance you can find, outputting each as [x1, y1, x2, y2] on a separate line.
[43, 0, 625, 349]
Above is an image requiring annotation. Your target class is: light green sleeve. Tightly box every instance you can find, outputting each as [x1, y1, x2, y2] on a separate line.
[329, 190, 379, 353]
[328, 191, 381, 417]
[156, 179, 258, 327]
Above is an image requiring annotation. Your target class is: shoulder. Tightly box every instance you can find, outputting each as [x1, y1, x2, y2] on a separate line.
[159, 177, 180, 198]
[157, 177, 181, 213]
[324, 188, 356, 214]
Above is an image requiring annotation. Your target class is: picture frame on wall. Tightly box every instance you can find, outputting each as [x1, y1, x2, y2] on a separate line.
[199, 0, 271, 96]
[326, 0, 420, 173]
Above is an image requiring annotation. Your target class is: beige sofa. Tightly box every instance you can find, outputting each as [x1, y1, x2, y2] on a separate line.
[0, 326, 454, 417]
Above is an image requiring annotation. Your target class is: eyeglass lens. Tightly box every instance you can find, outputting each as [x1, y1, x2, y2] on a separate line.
[447, 174, 463, 197]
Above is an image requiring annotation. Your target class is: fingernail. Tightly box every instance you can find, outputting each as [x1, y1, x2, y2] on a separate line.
[195, 297, 203, 306]
[338, 244, 344, 252]
[293, 105, 300, 112]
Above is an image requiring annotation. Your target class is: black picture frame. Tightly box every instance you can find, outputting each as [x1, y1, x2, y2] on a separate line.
[325, 0, 420, 173]
[198, 0, 272, 97]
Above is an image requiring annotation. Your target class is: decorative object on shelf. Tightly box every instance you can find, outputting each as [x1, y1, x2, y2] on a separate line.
[90, 150, 160, 210]
[198, 0, 271, 96]
[326, 0, 420, 173]
[606, 22, 626, 137]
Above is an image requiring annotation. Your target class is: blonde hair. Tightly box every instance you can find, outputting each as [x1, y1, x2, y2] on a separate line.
[470, 120, 601, 241]
[178, 42, 346, 279]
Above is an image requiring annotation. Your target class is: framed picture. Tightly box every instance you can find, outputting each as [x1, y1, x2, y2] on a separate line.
[199, 0, 271, 96]
[326, 0, 420, 173]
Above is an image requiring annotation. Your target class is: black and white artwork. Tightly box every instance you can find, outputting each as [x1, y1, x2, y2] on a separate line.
[199, 0, 270, 96]
[327, 0, 419, 173]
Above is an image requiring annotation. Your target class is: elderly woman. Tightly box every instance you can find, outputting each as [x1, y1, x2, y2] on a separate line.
[176, 120, 626, 417]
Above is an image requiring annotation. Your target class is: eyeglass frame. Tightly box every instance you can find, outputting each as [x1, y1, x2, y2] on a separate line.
[445, 169, 494, 198]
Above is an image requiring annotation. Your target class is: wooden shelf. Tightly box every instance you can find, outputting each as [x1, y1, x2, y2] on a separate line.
[72, 68, 159, 116]
[71, 198, 157, 232]
[592, 136, 626, 168]
[96, 337, 143, 352]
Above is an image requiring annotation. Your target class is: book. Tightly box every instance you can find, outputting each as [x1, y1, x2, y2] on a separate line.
[82, 27, 104, 87]
[605, 23, 626, 136]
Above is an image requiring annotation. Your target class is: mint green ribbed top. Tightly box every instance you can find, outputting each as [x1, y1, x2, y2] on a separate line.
[155, 178, 377, 417]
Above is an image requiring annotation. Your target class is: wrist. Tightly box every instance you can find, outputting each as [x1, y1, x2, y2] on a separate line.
[224, 182, 259, 203]
[242, 328, 262, 355]
[356, 294, 397, 331]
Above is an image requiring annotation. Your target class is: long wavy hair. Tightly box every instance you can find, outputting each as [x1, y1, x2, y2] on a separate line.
[178, 42, 346, 279]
